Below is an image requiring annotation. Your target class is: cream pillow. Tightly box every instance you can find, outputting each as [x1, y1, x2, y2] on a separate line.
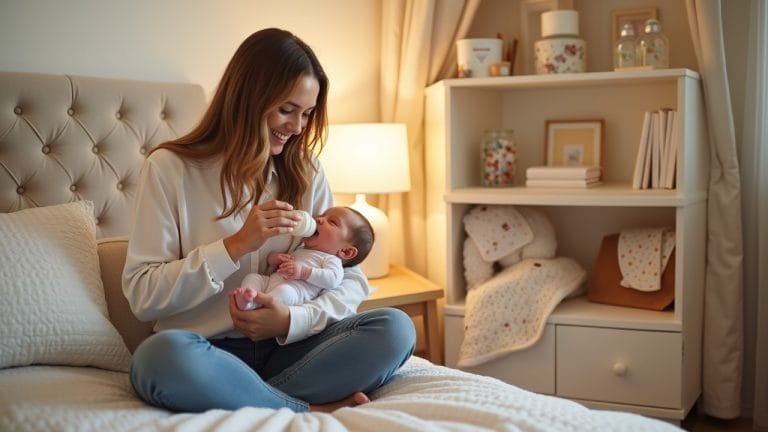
[0, 201, 131, 372]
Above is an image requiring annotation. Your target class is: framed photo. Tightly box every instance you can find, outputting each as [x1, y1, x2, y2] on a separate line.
[611, 8, 658, 48]
[545, 119, 604, 167]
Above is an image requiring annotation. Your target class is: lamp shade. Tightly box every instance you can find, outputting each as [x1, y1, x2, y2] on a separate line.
[320, 123, 411, 194]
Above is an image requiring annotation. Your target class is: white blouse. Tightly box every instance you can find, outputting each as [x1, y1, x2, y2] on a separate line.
[122, 148, 369, 343]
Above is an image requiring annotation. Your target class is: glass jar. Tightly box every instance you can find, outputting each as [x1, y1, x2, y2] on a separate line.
[614, 23, 637, 69]
[481, 129, 516, 186]
[638, 19, 669, 69]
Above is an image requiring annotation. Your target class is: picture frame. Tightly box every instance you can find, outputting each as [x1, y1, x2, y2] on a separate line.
[545, 119, 604, 167]
[611, 8, 658, 49]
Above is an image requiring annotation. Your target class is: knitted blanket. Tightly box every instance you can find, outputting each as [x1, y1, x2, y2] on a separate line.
[458, 257, 586, 368]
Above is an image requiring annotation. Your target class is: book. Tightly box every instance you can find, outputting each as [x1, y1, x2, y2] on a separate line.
[525, 178, 602, 188]
[632, 112, 652, 189]
[526, 165, 601, 180]
[651, 111, 662, 188]
[631, 109, 679, 190]
[641, 112, 655, 189]
[663, 110, 679, 189]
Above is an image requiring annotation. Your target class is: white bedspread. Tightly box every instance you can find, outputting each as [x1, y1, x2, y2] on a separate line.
[0, 357, 682, 432]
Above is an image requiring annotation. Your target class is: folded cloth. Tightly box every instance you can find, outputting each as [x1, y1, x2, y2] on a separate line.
[458, 257, 586, 368]
[618, 227, 675, 292]
[463, 205, 533, 262]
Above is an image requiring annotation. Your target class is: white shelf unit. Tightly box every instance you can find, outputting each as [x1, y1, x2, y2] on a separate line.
[425, 69, 709, 421]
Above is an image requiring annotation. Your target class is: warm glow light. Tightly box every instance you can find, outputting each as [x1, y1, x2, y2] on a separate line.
[319, 123, 411, 278]
[320, 123, 411, 194]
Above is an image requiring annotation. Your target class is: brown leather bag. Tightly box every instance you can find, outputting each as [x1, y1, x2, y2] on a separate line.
[587, 233, 675, 311]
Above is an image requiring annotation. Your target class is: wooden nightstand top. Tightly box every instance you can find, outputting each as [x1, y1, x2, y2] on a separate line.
[359, 265, 443, 310]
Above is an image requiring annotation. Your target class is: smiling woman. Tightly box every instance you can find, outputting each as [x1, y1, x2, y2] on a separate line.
[267, 75, 319, 156]
[122, 27, 417, 414]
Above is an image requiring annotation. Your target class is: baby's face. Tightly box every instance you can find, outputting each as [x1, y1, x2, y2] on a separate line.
[302, 207, 361, 256]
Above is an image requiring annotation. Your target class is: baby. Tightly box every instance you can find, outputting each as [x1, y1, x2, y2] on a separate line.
[234, 206, 374, 310]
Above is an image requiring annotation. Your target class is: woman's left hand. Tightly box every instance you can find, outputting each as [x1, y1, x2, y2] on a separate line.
[228, 291, 291, 341]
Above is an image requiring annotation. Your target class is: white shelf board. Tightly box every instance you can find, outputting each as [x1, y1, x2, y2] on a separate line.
[445, 183, 706, 207]
[445, 296, 680, 332]
[434, 68, 699, 91]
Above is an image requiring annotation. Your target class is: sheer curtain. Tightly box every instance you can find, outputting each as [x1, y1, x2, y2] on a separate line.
[379, 0, 480, 275]
[685, 0, 744, 420]
[740, 1, 768, 428]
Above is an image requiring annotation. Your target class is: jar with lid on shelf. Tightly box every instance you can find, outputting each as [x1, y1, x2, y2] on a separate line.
[533, 10, 587, 74]
[638, 19, 669, 68]
[614, 23, 638, 69]
[481, 129, 516, 187]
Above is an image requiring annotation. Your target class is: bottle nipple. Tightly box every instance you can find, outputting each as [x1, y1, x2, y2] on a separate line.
[292, 210, 317, 237]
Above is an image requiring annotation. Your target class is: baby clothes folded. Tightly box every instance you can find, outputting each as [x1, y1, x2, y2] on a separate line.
[617, 227, 675, 292]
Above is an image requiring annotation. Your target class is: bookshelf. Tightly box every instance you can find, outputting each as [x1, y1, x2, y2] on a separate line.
[425, 69, 708, 420]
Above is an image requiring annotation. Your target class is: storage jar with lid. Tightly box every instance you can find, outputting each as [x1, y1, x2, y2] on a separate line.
[638, 19, 669, 69]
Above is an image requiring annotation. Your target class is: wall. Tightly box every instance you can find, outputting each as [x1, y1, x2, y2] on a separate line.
[0, 0, 381, 124]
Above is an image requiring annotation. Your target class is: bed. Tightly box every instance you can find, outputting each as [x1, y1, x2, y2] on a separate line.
[0, 71, 682, 431]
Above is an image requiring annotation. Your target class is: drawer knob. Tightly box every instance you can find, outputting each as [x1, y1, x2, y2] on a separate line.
[612, 362, 628, 376]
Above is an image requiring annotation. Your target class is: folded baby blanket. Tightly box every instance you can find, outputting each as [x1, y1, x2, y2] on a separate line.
[618, 227, 675, 292]
[458, 257, 586, 368]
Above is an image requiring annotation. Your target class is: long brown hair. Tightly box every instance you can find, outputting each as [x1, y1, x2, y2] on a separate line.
[152, 28, 329, 218]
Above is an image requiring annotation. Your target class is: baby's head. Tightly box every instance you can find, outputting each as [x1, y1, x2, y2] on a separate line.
[303, 206, 374, 267]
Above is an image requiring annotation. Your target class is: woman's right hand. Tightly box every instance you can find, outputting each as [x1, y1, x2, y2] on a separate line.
[223, 199, 300, 261]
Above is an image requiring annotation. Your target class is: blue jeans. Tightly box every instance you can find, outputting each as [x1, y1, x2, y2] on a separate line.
[129, 308, 416, 412]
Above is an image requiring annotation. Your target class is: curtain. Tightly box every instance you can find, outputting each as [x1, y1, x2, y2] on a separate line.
[379, 0, 480, 275]
[741, 0, 768, 428]
[685, 0, 744, 420]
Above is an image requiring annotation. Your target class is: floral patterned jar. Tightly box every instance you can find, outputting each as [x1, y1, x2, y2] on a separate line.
[481, 129, 516, 186]
[534, 10, 587, 74]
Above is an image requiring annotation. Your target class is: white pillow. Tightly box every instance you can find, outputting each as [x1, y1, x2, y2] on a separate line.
[0, 201, 131, 372]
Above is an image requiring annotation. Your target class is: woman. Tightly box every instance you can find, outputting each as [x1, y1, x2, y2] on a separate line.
[123, 28, 415, 413]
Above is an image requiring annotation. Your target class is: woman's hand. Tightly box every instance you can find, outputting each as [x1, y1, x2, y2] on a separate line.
[228, 290, 291, 341]
[224, 200, 300, 262]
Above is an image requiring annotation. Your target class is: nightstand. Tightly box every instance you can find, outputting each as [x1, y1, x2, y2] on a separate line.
[359, 265, 444, 364]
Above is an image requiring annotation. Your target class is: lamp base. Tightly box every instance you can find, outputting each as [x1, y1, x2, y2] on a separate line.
[349, 194, 389, 279]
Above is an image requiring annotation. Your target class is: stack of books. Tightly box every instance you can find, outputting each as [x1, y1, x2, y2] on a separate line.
[631, 109, 678, 189]
[525, 165, 602, 188]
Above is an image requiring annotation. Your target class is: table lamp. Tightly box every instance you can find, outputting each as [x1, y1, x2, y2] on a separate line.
[319, 123, 411, 278]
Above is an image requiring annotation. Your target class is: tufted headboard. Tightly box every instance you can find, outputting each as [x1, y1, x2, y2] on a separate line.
[0, 71, 206, 238]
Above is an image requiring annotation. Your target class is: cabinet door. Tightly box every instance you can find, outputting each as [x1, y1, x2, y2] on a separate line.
[556, 325, 682, 408]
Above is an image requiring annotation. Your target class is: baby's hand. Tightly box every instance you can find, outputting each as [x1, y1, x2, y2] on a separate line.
[234, 287, 261, 310]
[268, 253, 294, 268]
[278, 261, 307, 280]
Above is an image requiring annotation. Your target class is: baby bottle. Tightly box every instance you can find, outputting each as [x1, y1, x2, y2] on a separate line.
[292, 210, 317, 237]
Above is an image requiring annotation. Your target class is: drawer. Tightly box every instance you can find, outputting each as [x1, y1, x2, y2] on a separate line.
[556, 326, 682, 408]
[444, 306, 555, 394]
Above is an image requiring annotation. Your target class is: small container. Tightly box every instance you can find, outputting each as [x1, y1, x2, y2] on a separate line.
[481, 129, 516, 186]
[456, 38, 503, 78]
[533, 10, 587, 74]
[614, 23, 638, 69]
[292, 210, 317, 237]
[638, 19, 669, 69]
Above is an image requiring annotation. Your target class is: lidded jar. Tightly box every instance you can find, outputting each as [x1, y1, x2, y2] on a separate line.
[533, 10, 587, 74]
[292, 210, 317, 237]
[481, 129, 516, 187]
[638, 19, 669, 68]
[614, 23, 638, 69]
